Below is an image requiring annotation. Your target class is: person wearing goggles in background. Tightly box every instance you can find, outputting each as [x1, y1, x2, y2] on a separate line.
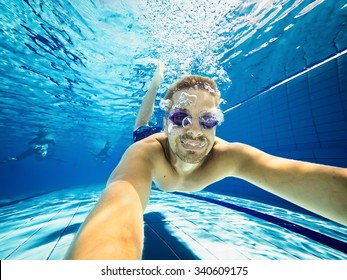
[65, 61, 347, 260]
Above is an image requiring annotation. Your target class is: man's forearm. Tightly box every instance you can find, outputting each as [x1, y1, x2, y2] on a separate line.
[64, 182, 144, 260]
[241, 151, 347, 225]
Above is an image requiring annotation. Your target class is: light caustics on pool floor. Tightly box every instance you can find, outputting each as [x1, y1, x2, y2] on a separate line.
[0, 185, 346, 260]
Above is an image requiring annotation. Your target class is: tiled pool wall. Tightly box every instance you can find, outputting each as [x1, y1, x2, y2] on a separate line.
[209, 52, 347, 207]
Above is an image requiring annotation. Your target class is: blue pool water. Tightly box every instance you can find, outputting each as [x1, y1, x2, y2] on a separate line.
[0, 0, 346, 259]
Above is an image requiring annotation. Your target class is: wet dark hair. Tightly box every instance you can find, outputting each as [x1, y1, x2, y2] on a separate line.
[164, 75, 220, 106]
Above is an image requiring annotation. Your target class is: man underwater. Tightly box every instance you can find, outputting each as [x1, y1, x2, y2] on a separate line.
[65, 62, 347, 259]
[2, 128, 55, 163]
[93, 140, 112, 163]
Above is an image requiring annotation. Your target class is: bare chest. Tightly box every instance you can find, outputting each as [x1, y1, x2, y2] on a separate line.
[153, 172, 206, 192]
[152, 158, 221, 193]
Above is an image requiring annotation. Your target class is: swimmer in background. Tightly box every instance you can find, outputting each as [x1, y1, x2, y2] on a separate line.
[65, 60, 347, 260]
[2, 128, 56, 163]
[93, 140, 112, 163]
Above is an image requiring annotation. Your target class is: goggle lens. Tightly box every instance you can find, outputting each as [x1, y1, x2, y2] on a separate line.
[168, 111, 219, 129]
[200, 114, 219, 129]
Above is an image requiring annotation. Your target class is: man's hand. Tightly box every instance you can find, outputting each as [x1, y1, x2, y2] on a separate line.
[153, 60, 165, 84]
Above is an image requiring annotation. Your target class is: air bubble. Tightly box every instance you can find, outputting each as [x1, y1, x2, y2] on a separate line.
[177, 91, 197, 107]
[203, 82, 216, 94]
[159, 99, 172, 112]
[214, 109, 224, 125]
[167, 122, 174, 133]
[167, 122, 180, 133]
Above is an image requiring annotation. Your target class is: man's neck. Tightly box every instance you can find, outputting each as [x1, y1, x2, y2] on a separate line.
[174, 158, 201, 175]
[166, 141, 206, 175]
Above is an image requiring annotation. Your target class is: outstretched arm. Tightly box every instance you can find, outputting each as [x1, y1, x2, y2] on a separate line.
[64, 143, 153, 259]
[226, 143, 347, 225]
[134, 61, 165, 131]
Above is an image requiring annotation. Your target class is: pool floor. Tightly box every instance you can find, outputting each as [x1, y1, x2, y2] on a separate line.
[0, 185, 346, 260]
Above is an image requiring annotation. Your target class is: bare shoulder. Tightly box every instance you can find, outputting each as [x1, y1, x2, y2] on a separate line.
[214, 138, 269, 156]
[210, 139, 266, 176]
[107, 133, 166, 194]
[126, 132, 167, 161]
[213, 138, 254, 156]
[132, 132, 166, 149]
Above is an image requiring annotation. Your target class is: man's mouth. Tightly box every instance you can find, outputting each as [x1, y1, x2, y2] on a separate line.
[180, 136, 207, 150]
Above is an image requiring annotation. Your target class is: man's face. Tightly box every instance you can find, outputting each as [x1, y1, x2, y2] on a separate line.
[165, 89, 219, 164]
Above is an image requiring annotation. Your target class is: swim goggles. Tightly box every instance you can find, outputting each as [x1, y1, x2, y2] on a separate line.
[168, 111, 219, 129]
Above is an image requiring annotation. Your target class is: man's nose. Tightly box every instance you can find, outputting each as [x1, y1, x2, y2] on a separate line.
[186, 117, 203, 135]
